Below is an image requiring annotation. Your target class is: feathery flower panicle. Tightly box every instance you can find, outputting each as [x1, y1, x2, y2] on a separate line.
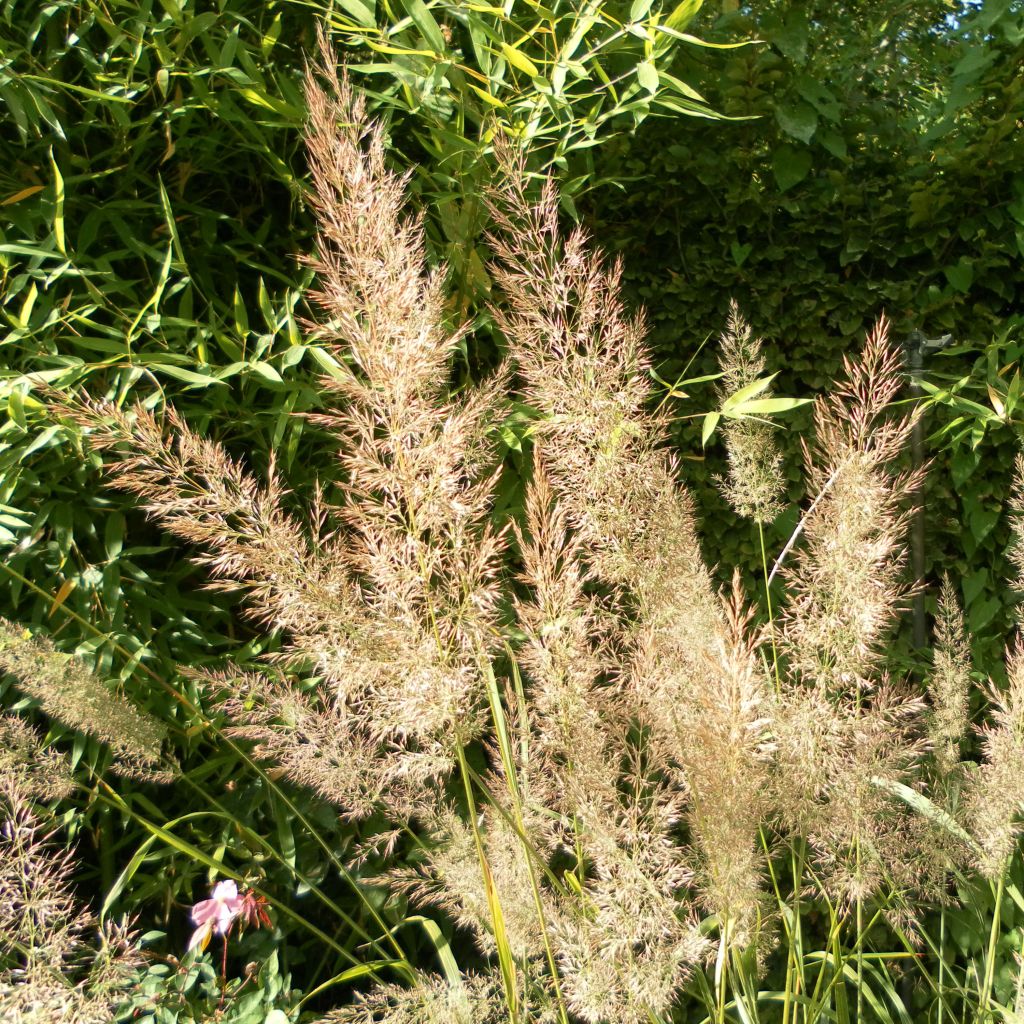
[0, 782, 141, 1023]
[928, 575, 972, 783]
[62, 49, 508, 823]
[537, 732, 704, 1024]
[553, 909, 705, 1024]
[487, 138, 720, 682]
[512, 463, 626, 818]
[386, 803, 547, 962]
[771, 681, 930, 908]
[488, 147, 671, 581]
[0, 619, 168, 782]
[646, 575, 773, 943]
[1012, 453, 1024, 618]
[0, 716, 74, 801]
[965, 640, 1024, 879]
[303, 47, 508, 657]
[198, 665, 455, 822]
[316, 974, 502, 1024]
[779, 318, 921, 689]
[488, 143, 744, 1016]
[715, 302, 786, 524]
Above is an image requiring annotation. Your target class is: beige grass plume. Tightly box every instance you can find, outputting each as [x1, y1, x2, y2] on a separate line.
[777, 317, 921, 690]
[928, 575, 972, 784]
[61, 48, 508, 825]
[0, 619, 168, 782]
[965, 459, 1024, 878]
[0, 773, 141, 1023]
[715, 302, 786, 524]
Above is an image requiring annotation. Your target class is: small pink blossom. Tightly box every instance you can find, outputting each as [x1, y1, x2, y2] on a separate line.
[187, 880, 243, 952]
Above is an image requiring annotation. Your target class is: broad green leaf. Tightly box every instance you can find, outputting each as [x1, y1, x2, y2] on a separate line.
[772, 144, 813, 191]
[776, 100, 818, 143]
[237, 88, 303, 120]
[721, 373, 777, 411]
[701, 410, 720, 447]
[147, 365, 226, 387]
[730, 241, 752, 267]
[637, 61, 659, 94]
[399, 0, 446, 52]
[944, 259, 974, 293]
[728, 396, 814, 416]
[335, 0, 376, 26]
[482, 854, 519, 1017]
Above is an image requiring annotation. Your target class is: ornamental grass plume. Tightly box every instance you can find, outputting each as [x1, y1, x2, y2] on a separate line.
[715, 301, 786, 524]
[386, 802, 546, 962]
[1012, 452, 1024, 620]
[964, 643, 1024, 879]
[767, 321, 935, 909]
[317, 974, 502, 1024]
[0, 775, 141, 1023]
[965, 465, 1024, 878]
[62, 48, 508, 825]
[0, 619, 169, 782]
[49, 40, 1024, 1024]
[928, 575, 972, 784]
[0, 715, 74, 802]
[777, 316, 922, 691]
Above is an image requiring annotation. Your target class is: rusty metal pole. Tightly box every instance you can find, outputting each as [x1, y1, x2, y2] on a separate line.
[904, 330, 953, 649]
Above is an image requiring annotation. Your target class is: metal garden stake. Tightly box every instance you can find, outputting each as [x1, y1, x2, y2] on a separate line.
[904, 330, 953, 649]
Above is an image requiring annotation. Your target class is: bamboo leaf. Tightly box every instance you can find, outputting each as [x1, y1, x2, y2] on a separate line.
[48, 149, 65, 255]
[399, 0, 446, 52]
[501, 41, 540, 77]
[665, 0, 703, 33]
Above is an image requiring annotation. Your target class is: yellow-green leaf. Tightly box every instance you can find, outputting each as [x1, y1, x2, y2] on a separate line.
[501, 41, 540, 77]
[468, 83, 507, 108]
[665, 0, 702, 32]
[2, 185, 44, 206]
[48, 150, 65, 255]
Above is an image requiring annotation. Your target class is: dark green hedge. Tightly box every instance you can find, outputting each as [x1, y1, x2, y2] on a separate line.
[583, 0, 1024, 670]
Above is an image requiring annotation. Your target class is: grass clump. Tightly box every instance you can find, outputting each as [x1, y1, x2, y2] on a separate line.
[3, 41, 1024, 1024]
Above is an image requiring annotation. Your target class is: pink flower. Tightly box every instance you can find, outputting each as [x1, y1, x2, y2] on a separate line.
[187, 880, 243, 952]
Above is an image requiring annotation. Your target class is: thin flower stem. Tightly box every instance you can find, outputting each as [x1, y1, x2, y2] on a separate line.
[455, 743, 519, 1024]
[767, 463, 844, 586]
[715, 917, 730, 1024]
[487, 656, 571, 1024]
[758, 519, 780, 692]
[938, 907, 946, 1024]
[981, 873, 1005, 1021]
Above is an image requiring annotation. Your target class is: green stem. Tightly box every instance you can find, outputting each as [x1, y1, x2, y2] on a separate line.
[980, 872, 1005, 1021]
[938, 907, 945, 1024]
[757, 519, 780, 692]
[716, 917, 730, 1024]
[456, 744, 519, 1024]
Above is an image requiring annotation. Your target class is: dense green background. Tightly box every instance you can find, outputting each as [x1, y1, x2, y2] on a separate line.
[585, 0, 1024, 669]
